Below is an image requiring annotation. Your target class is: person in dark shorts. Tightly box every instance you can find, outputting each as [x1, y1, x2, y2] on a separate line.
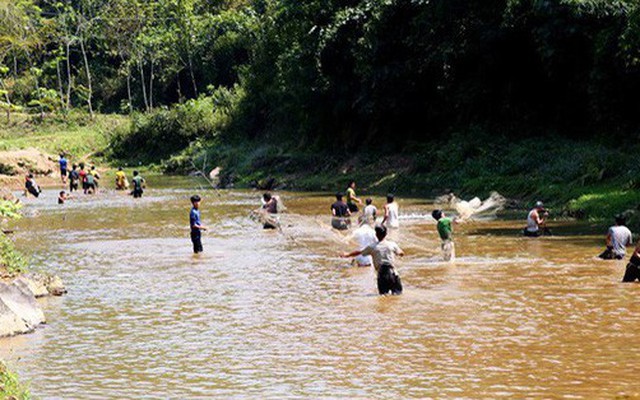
[85, 171, 96, 194]
[69, 164, 80, 192]
[341, 224, 405, 295]
[623, 243, 640, 282]
[331, 192, 351, 230]
[90, 165, 101, 190]
[131, 171, 145, 198]
[78, 163, 87, 192]
[599, 214, 633, 260]
[190, 195, 207, 253]
[25, 174, 41, 198]
[59, 154, 68, 184]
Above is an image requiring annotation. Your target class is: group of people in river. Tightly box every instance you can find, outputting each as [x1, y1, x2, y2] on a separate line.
[23, 153, 146, 204]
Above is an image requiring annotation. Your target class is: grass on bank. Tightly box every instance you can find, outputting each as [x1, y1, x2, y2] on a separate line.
[0, 362, 30, 400]
[0, 112, 126, 160]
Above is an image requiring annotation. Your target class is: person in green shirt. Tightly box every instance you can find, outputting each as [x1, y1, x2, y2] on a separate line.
[131, 170, 145, 198]
[432, 209, 457, 262]
[345, 180, 362, 213]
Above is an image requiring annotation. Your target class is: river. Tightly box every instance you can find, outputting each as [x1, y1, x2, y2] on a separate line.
[1, 178, 638, 399]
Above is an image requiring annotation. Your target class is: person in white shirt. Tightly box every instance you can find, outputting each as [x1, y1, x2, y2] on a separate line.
[362, 198, 377, 224]
[599, 214, 633, 260]
[382, 194, 399, 229]
[341, 225, 405, 295]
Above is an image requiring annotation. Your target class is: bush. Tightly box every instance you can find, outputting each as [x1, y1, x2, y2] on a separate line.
[0, 361, 30, 400]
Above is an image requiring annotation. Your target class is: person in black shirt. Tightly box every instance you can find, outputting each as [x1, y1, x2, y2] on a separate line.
[331, 192, 351, 230]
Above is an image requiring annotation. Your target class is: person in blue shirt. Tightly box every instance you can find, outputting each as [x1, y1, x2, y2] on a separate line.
[59, 154, 68, 184]
[190, 195, 208, 253]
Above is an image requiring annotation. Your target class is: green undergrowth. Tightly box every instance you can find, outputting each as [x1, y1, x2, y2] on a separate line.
[159, 131, 640, 225]
[0, 362, 30, 400]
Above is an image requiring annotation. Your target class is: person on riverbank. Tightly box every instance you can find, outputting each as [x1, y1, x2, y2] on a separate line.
[115, 167, 128, 190]
[362, 198, 377, 224]
[25, 174, 41, 198]
[346, 181, 362, 214]
[59, 154, 68, 184]
[190, 195, 208, 253]
[261, 192, 280, 230]
[68, 164, 80, 192]
[382, 194, 400, 229]
[432, 209, 457, 262]
[331, 192, 351, 230]
[598, 215, 633, 260]
[341, 224, 404, 295]
[523, 201, 550, 237]
[131, 171, 145, 198]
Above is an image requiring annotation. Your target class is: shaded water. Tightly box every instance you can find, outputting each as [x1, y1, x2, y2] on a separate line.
[1, 179, 639, 399]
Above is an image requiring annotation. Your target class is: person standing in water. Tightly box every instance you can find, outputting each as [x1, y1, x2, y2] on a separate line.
[331, 192, 351, 230]
[69, 164, 80, 192]
[382, 194, 399, 229]
[362, 198, 377, 223]
[131, 171, 145, 198]
[78, 163, 88, 193]
[346, 181, 362, 214]
[341, 225, 405, 295]
[115, 167, 128, 190]
[59, 154, 68, 184]
[524, 201, 549, 237]
[90, 166, 100, 191]
[432, 209, 457, 262]
[599, 215, 633, 260]
[190, 195, 207, 254]
[351, 220, 377, 267]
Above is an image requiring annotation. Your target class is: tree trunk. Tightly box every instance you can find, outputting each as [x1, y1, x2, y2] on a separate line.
[65, 40, 72, 110]
[188, 55, 197, 98]
[79, 34, 94, 119]
[138, 58, 148, 112]
[148, 58, 154, 111]
[176, 71, 182, 103]
[56, 58, 65, 112]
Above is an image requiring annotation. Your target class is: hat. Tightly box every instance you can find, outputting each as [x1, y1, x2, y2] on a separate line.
[535, 201, 544, 208]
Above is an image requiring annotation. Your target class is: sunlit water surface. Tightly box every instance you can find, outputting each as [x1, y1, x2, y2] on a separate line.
[1, 178, 638, 399]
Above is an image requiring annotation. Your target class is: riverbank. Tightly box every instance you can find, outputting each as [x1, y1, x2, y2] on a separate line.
[0, 362, 30, 400]
[5, 113, 640, 226]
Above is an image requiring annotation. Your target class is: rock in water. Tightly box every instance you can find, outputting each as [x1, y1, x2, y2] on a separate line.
[0, 281, 46, 337]
[17, 273, 67, 297]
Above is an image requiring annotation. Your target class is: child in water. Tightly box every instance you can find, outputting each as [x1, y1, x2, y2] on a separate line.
[58, 191, 71, 204]
[432, 209, 457, 262]
[131, 171, 145, 198]
[190, 195, 208, 253]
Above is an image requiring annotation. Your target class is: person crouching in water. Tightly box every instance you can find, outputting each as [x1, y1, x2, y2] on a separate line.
[331, 192, 351, 230]
[598, 214, 633, 260]
[524, 201, 550, 237]
[261, 192, 279, 230]
[58, 190, 72, 204]
[622, 242, 640, 282]
[432, 209, 457, 262]
[190, 195, 208, 254]
[341, 225, 404, 295]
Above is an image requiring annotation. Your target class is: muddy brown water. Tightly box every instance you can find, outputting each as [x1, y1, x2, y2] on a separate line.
[1, 178, 638, 399]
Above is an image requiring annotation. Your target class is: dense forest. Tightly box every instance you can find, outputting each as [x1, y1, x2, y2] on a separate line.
[2, 0, 640, 156]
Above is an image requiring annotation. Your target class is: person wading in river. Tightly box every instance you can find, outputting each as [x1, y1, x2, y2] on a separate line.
[59, 153, 68, 184]
[346, 181, 362, 214]
[69, 164, 80, 193]
[331, 192, 351, 230]
[190, 195, 208, 254]
[382, 194, 400, 229]
[599, 214, 633, 260]
[131, 171, 145, 198]
[261, 192, 280, 230]
[524, 201, 550, 237]
[432, 209, 457, 262]
[341, 224, 404, 295]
